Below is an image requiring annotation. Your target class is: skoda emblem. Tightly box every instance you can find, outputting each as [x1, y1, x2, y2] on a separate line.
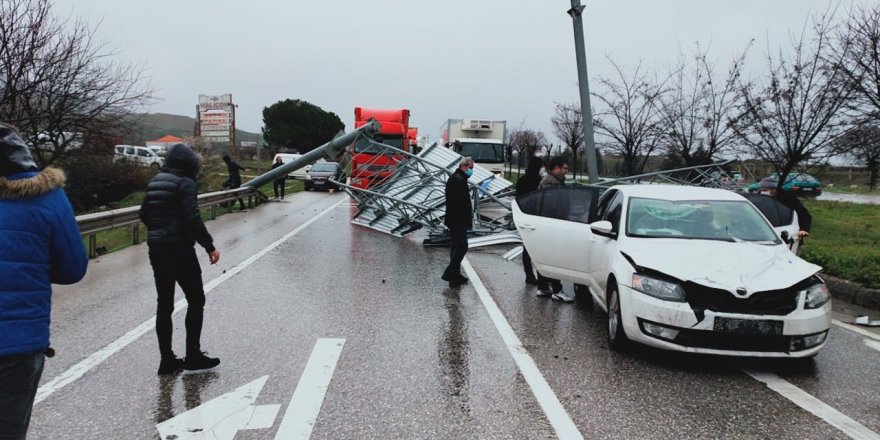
[736, 287, 748, 296]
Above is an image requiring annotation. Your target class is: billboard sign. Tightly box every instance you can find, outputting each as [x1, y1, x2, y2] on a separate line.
[197, 94, 234, 144]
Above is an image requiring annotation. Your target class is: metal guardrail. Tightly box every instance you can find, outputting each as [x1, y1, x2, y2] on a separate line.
[75, 186, 262, 258]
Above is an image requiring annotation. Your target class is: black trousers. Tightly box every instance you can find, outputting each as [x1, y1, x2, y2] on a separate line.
[443, 226, 469, 281]
[522, 249, 537, 281]
[273, 178, 285, 198]
[0, 351, 44, 440]
[149, 246, 206, 359]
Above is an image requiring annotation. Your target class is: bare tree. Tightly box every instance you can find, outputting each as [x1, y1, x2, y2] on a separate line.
[835, 124, 880, 189]
[507, 127, 547, 175]
[660, 44, 750, 168]
[593, 59, 668, 176]
[836, 2, 880, 123]
[0, 0, 154, 166]
[731, 10, 852, 190]
[551, 102, 583, 179]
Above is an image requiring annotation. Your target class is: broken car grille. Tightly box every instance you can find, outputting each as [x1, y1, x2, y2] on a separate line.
[683, 282, 800, 316]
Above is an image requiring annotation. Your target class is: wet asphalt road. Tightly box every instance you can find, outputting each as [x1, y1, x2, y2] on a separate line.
[27, 190, 880, 439]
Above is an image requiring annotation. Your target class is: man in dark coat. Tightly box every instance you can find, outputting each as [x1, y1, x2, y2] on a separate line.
[140, 144, 222, 375]
[222, 154, 247, 210]
[271, 156, 286, 199]
[537, 156, 572, 302]
[515, 156, 544, 286]
[441, 157, 474, 288]
[0, 123, 88, 438]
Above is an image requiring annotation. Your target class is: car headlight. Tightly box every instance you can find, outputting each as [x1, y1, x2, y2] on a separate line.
[804, 283, 831, 309]
[631, 274, 686, 302]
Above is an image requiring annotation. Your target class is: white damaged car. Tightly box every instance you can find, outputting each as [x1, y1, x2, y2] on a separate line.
[513, 184, 831, 357]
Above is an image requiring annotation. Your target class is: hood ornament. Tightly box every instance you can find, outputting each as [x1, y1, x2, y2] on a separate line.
[736, 287, 748, 297]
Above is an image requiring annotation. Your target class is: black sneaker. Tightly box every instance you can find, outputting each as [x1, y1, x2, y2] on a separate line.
[184, 352, 221, 371]
[157, 357, 184, 376]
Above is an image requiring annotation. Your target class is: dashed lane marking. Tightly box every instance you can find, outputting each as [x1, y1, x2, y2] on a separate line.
[462, 258, 584, 440]
[744, 369, 880, 440]
[833, 319, 880, 342]
[865, 339, 880, 354]
[35, 197, 349, 405]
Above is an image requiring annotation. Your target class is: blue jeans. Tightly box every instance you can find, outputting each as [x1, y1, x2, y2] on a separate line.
[0, 351, 45, 440]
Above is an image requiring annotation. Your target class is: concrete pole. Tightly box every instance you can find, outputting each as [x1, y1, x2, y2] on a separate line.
[568, 0, 599, 183]
[243, 120, 380, 189]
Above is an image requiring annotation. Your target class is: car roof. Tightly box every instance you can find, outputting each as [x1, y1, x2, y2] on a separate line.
[608, 184, 747, 202]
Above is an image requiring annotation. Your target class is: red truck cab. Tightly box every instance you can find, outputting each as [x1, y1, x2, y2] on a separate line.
[351, 107, 410, 189]
[408, 127, 419, 154]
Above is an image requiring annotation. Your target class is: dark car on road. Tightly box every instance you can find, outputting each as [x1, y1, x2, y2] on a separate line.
[305, 161, 343, 191]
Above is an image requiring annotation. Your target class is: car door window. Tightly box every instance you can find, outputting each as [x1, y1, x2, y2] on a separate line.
[516, 187, 598, 224]
[743, 193, 793, 227]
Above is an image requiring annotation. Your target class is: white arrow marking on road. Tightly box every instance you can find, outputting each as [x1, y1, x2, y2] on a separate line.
[275, 338, 346, 439]
[156, 375, 280, 440]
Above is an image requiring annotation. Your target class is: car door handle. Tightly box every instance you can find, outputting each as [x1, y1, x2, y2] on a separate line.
[520, 224, 536, 230]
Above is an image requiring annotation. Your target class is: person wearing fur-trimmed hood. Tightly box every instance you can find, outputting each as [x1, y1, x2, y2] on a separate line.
[0, 123, 88, 438]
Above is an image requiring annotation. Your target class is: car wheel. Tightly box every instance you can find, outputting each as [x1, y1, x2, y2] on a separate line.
[574, 284, 593, 310]
[607, 283, 628, 351]
[151, 163, 160, 170]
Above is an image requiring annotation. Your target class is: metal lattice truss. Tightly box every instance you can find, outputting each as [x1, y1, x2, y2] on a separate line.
[594, 159, 748, 192]
[331, 136, 513, 237]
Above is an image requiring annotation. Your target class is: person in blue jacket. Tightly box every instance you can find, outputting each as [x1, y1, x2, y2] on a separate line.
[0, 123, 88, 439]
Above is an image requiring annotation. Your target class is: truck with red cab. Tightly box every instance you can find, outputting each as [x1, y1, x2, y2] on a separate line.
[351, 107, 411, 189]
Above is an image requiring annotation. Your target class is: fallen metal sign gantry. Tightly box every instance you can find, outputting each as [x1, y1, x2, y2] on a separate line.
[332, 138, 513, 237]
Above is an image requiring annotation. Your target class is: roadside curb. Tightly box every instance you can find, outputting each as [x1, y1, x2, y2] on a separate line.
[823, 274, 880, 311]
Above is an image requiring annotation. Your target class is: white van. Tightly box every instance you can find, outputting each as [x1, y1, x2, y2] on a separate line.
[113, 145, 164, 169]
[272, 153, 311, 179]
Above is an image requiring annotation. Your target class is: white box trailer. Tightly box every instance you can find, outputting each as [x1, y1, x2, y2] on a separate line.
[440, 119, 507, 174]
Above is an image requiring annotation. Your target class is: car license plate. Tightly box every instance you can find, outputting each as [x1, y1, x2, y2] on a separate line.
[714, 318, 782, 335]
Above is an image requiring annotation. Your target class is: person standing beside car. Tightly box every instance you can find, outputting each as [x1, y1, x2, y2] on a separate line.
[537, 156, 574, 302]
[222, 154, 247, 211]
[0, 123, 88, 439]
[515, 156, 544, 286]
[441, 157, 474, 288]
[140, 144, 222, 376]
[758, 177, 812, 238]
[271, 156, 286, 199]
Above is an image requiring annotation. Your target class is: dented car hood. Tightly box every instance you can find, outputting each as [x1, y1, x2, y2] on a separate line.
[621, 239, 821, 294]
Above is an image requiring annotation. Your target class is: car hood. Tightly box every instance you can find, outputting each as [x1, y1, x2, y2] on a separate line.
[621, 239, 821, 293]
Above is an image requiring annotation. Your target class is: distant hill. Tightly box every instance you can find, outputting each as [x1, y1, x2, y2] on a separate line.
[126, 113, 262, 147]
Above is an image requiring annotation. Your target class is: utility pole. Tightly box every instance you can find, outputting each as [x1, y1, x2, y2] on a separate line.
[568, 0, 599, 184]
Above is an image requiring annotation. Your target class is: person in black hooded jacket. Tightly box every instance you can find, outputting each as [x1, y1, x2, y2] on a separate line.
[515, 156, 544, 286]
[139, 144, 221, 375]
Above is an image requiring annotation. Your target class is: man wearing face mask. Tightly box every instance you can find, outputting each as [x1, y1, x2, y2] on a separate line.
[441, 157, 474, 288]
[758, 177, 812, 238]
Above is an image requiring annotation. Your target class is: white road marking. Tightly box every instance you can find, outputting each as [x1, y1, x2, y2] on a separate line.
[462, 259, 584, 440]
[155, 375, 281, 439]
[274, 338, 345, 440]
[865, 339, 880, 354]
[833, 319, 880, 342]
[743, 369, 880, 440]
[35, 197, 349, 405]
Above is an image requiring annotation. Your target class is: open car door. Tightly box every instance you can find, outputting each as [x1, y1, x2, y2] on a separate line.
[512, 186, 601, 284]
[743, 193, 802, 254]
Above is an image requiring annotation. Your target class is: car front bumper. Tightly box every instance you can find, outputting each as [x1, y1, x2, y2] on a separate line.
[619, 284, 831, 358]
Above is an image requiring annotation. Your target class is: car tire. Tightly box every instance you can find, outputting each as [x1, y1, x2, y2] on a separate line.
[607, 283, 629, 351]
[151, 162, 160, 170]
[574, 284, 593, 310]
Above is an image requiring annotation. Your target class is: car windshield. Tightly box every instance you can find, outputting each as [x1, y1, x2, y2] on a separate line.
[626, 197, 780, 243]
[458, 142, 504, 163]
[354, 135, 404, 154]
[310, 163, 337, 172]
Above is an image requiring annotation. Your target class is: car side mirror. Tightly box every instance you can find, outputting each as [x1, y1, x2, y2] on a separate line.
[780, 230, 790, 243]
[590, 220, 615, 237]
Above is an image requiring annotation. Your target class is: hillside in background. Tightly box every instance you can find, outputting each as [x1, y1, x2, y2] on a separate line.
[127, 113, 262, 147]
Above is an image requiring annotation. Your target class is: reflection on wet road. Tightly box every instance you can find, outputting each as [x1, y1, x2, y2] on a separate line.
[26, 191, 880, 439]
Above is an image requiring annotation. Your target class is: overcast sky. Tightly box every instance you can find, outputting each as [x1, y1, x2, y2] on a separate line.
[54, 0, 861, 145]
